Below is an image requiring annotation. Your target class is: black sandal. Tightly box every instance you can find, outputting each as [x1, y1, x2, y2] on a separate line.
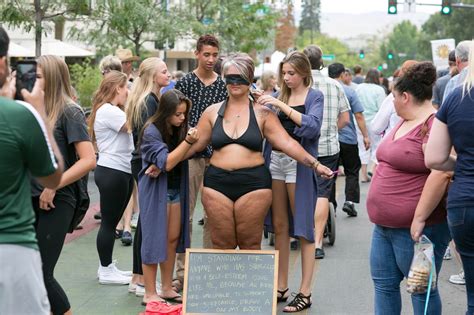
[277, 287, 289, 302]
[283, 292, 312, 313]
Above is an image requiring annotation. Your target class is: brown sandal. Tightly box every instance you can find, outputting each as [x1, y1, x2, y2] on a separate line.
[171, 279, 183, 293]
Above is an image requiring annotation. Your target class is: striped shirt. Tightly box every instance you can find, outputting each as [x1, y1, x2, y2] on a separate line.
[311, 70, 350, 157]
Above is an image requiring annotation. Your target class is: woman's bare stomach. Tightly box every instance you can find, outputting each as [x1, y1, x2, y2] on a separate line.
[210, 144, 265, 171]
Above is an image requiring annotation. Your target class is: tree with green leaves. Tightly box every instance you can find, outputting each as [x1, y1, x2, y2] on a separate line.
[299, 0, 321, 43]
[297, 32, 376, 69]
[0, 0, 90, 56]
[185, 1, 279, 54]
[70, 0, 186, 57]
[381, 20, 420, 73]
[417, 0, 474, 60]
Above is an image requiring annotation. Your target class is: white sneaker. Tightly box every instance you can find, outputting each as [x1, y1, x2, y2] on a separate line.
[135, 284, 145, 296]
[443, 247, 452, 260]
[128, 282, 138, 293]
[131, 213, 139, 229]
[98, 261, 132, 278]
[449, 271, 465, 285]
[135, 282, 162, 297]
[98, 263, 132, 285]
[111, 260, 133, 277]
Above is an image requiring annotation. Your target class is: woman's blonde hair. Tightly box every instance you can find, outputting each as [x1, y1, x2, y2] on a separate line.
[278, 51, 313, 105]
[260, 70, 276, 92]
[463, 40, 474, 96]
[88, 71, 127, 142]
[126, 57, 165, 130]
[37, 55, 75, 125]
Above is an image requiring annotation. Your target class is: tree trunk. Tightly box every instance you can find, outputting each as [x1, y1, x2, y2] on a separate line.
[34, 0, 42, 57]
[134, 38, 141, 58]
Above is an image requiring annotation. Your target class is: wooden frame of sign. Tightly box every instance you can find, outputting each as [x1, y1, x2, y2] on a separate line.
[182, 249, 279, 315]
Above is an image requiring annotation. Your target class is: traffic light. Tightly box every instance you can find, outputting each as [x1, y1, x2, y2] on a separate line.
[388, 0, 397, 14]
[378, 65, 383, 71]
[441, 0, 452, 15]
[359, 49, 365, 59]
[387, 50, 394, 60]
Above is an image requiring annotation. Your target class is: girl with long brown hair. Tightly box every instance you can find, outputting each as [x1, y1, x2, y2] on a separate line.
[138, 89, 197, 305]
[258, 51, 324, 312]
[89, 70, 134, 285]
[32, 55, 96, 315]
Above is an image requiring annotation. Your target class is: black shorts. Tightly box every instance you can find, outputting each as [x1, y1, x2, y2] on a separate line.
[317, 153, 340, 198]
[203, 164, 272, 202]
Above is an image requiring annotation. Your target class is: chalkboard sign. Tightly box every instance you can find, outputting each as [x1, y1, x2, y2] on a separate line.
[183, 249, 278, 315]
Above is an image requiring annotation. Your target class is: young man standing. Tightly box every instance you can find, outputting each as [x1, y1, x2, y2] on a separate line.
[0, 26, 64, 314]
[173, 34, 227, 291]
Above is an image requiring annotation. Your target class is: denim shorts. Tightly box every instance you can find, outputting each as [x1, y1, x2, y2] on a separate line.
[167, 188, 180, 204]
[270, 151, 297, 183]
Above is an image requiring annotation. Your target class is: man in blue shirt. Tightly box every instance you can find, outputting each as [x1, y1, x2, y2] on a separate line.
[328, 63, 370, 216]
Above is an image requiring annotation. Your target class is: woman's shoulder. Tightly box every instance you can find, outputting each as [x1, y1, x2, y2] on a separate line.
[254, 102, 274, 118]
[203, 101, 223, 116]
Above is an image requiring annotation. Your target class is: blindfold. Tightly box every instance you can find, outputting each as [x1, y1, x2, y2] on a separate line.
[225, 74, 250, 86]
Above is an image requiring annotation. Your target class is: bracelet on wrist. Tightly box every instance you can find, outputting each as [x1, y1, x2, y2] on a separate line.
[288, 109, 294, 119]
[184, 139, 194, 145]
[309, 159, 320, 169]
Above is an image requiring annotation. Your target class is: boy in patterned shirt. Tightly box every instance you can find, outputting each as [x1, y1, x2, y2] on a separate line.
[173, 34, 227, 291]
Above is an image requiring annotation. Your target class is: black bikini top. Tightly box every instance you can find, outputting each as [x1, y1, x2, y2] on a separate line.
[211, 99, 263, 152]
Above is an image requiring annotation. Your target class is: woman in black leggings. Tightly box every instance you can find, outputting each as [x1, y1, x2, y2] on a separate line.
[88, 71, 134, 284]
[125, 57, 170, 294]
[32, 55, 96, 315]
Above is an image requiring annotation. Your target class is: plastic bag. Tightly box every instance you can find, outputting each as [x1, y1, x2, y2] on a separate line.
[406, 235, 436, 294]
[139, 301, 182, 315]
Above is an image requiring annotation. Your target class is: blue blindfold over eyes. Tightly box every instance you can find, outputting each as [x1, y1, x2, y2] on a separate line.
[225, 74, 250, 86]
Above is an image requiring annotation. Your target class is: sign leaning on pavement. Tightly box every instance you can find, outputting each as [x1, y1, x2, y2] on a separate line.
[431, 38, 455, 69]
[183, 249, 278, 315]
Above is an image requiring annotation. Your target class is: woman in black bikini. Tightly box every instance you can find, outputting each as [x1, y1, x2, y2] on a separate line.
[181, 53, 333, 252]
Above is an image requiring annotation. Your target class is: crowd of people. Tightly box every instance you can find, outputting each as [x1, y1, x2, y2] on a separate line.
[1, 23, 474, 314]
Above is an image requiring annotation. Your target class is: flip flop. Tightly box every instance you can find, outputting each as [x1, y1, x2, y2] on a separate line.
[160, 295, 183, 303]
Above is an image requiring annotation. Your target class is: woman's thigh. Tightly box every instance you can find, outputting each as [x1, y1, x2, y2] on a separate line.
[167, 202, 182, 244]
[202, 187, 236, 249]
[271, 180, 289, 231]
[234, 189, 272, 249]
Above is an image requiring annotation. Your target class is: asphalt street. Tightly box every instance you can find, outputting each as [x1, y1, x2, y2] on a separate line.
[53, 174, 467, 314]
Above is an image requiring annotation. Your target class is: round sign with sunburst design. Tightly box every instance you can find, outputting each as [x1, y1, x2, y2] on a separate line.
[436, 44, 450, 59]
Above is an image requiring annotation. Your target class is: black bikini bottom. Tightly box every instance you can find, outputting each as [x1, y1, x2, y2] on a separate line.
[203, 164, 271, 202]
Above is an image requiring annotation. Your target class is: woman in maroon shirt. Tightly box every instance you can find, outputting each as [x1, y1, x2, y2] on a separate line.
[366, 62, 451, 315]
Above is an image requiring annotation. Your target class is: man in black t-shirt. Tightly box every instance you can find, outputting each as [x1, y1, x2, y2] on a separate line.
[173, 34, 227, 290]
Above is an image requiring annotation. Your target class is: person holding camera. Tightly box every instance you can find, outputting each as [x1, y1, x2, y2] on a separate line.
[0, 27, 64, 315]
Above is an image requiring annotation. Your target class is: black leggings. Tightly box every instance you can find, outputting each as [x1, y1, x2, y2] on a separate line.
[95, 165, 133, 266]
[33, 197, 74, 315]
[204, 164, 272, 201]
[131, 158, 143, 275]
